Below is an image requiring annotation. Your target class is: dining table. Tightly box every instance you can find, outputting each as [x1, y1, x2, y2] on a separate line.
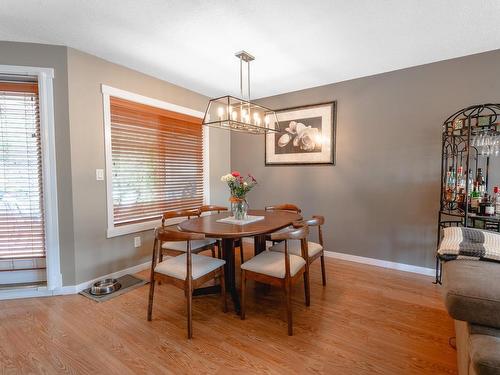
[178, 209, 302, 313]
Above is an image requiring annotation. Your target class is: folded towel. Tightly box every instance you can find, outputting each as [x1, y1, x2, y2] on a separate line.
[438, 227, 500, 262]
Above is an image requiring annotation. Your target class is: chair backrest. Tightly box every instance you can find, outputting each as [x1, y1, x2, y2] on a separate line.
[155, 227, 205, 242]
[270, 225, 309, 278]
[293, 215, 325, 245]
[161, 209, 201, 227]
[152, 227, 205, 281]
[199, 205, 228, 214]
[265, 203, 302, 214]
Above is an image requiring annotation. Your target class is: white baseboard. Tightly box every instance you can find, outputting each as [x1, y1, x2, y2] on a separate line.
[323, 251, 435, 277]
[0, 261, 151, 300]
[243, 238, 434, 277]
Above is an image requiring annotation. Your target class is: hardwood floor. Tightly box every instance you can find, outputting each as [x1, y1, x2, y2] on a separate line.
[0, 249, 457, 374]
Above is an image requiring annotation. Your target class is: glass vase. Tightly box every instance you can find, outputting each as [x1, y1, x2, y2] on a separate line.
[231, 198, 248, 220]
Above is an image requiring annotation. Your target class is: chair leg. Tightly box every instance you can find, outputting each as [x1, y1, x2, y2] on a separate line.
[220, 268, 227, 313]
[217, 240, 222, 259]
[239, 239, 244, 264]
[320, 254, 327, 286]
[147, 274, 156, 321]
[241, 269, 246, 320]
[187, 286, 193, 339]
[284, 280, 293, 336]
[157, 251, 163, 285]
[303, 267, 311, 307]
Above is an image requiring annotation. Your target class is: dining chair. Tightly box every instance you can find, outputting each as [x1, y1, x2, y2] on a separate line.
[269, 216, 326, 286]
[264, 203, 302, 244]
[160, 209, 218, 262]
[199, 205, 245, 264]
[147, 227, 227, 339]
[240, 225, 310, 336]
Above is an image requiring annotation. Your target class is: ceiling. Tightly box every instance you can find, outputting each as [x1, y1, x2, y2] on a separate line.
[1, 0, 499, 98]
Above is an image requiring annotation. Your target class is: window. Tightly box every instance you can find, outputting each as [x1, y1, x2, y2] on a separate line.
[0, 78, 46, 281]
[103, 86, 207, 237]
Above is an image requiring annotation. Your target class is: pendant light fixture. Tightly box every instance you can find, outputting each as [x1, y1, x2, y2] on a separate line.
[202, 51, 280, 134]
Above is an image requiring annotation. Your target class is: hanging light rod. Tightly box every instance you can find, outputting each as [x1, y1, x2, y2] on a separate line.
[202, 50, 280, 135]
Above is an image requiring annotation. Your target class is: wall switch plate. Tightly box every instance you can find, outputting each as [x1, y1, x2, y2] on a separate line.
[134, 236, 141, 248]
[96, 169, 104, 181]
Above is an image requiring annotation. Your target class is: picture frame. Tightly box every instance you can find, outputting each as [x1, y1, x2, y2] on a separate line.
[265, 101, 336, 165]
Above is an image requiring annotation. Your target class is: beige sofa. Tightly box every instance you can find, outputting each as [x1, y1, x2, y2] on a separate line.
[442, 260, 500, 375]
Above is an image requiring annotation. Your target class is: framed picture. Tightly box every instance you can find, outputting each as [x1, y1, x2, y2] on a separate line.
[265, 101, 336, 165]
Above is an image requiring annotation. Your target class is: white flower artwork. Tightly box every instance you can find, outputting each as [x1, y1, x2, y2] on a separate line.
[277, 121, 322, 152]
[265, 102, 336, 165]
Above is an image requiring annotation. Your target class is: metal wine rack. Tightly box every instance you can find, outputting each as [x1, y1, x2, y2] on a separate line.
[436, 104, 500, 283]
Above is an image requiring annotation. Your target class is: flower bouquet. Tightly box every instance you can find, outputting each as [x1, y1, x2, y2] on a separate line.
[221, 171, 257, 220]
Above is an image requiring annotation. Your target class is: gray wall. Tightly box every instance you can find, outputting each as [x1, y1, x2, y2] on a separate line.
[0, 41, 76, 285]
[0, 41, 230, 286]
[66, 48, 230, 284]
[232, 49, 500, 269]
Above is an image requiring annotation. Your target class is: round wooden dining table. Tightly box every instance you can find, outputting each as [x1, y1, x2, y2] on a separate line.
[178, 209, 302, 313]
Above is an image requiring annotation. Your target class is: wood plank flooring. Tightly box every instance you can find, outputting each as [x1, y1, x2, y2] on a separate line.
[0, 249, 457, 374]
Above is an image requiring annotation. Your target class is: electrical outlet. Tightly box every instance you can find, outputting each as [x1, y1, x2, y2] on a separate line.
[96, 169, 104, 181]
[134, 236, 141, 248]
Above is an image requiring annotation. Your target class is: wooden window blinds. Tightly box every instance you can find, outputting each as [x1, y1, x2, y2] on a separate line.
[109, 97, 204, 227]
[0, 81, 45, 261]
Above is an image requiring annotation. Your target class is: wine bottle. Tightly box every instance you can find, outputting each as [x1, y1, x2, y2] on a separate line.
[480, 193, 495, 216]
[476, 168, 486, 194]
[470, 182, 481, 213]
[467, 169, 474, 195]
[494, 186, 500, 216]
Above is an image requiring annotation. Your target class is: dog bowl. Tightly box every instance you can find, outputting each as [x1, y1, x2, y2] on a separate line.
[90, 278, 121, 296]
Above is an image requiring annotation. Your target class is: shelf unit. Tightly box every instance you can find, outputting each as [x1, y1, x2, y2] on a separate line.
[436, 104, 500, 283]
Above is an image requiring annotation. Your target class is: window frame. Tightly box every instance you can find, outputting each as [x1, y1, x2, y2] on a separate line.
[0, 64, 61, 291]
[101, 85, 210, 238]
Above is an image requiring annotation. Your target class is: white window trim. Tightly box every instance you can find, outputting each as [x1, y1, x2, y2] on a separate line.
[101, 85, 209, 238]
[0, 65, 61, 291]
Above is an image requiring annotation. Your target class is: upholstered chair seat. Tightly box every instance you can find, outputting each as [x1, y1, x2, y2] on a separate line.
[241, 251, 306, 278]
[155, 253, 225, 280]
[269, 240, 323, 257]
[161, 238, 217, 253]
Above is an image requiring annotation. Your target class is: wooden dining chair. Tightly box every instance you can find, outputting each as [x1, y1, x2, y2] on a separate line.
[147, 227, 227, 339]
[160, 209, 218, 261]
[265, 203, 302, 214]
[240, 225, 310, 336]
[199, 205, 245, 264]
[269, 216, 326, 286]
[265, 203, 302, 244]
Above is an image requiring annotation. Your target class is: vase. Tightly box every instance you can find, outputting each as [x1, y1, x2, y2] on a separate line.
[231, 198, 248, 220]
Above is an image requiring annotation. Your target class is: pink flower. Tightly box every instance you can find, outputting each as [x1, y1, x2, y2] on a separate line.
[231, 171, 240, 177]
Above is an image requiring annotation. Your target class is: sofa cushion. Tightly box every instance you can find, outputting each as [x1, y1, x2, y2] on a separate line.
[469, 325, 500, 375]
[442, 260, 500, 328]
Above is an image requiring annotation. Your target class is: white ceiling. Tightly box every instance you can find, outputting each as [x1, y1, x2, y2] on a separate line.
[1, 1, 499, 98]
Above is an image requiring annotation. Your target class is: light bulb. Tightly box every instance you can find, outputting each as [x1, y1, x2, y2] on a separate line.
[217, 107, 224, 120]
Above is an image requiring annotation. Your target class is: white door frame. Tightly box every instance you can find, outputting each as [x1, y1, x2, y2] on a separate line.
[0, 64, 61, 291]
